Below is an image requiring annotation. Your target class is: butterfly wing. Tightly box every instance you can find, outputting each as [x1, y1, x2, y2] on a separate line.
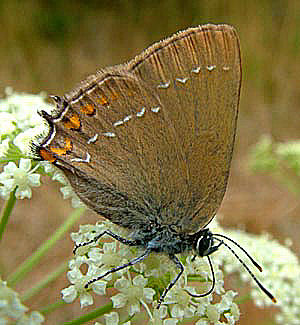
[129, 24, 242, 233]
[34, 24, 241, 233]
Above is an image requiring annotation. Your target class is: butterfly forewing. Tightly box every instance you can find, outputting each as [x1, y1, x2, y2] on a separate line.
[36, 24, 241, 233]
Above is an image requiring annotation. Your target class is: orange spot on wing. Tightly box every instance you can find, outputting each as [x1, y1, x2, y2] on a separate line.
[65, 138, 72, 151]
[39, 148, 56, 162]
[50, 147, 68, 156]
[80, 104, 95, 115]
[49, 138, 73, 156]
[64, 114, 81, 130]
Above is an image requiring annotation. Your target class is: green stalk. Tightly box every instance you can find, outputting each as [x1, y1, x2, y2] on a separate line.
[0, 188, 16, 242]
[21, 261, 68, 301]
[7, 207, 85, 286]
[39, 299, 67, 315]
[62, 302, 113, 325]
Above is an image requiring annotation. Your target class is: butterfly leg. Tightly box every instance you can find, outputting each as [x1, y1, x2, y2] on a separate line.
[73, 229, 138, 254]
[85, 248, 152, 288]
[157, 254, 184, 308]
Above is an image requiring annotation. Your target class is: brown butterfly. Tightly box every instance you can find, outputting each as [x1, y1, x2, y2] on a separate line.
[32, 24, 276, 306]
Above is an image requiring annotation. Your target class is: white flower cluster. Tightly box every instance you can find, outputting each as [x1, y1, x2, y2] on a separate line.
[0, 89, 48, 199]
[62, 219, 300, 324]
[0, 88, 53, 156]
[0, 277, 44, 324]
[215, 225, 300, 325]
[63, 221, 241, 324]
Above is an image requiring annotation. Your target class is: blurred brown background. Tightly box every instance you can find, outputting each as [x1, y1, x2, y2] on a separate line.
[1, 1, 299, 324]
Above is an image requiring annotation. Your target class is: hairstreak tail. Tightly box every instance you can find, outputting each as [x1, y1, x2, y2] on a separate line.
[31, 24, 276, 306]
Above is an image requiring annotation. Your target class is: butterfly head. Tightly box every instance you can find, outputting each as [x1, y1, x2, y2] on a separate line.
[193, 229, 220, 257]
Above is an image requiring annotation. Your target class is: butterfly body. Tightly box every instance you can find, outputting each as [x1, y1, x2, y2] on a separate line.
[130, 222, 193, 254]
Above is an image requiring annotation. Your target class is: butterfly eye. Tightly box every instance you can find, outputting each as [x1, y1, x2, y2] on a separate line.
[197, 238, 210, 256]
[195, 230, 213, 256]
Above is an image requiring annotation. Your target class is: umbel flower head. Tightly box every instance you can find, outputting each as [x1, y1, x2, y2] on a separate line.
[60, 216, 300, 325]
[63, 221, 241, 324]
[60, 219, 261, 324]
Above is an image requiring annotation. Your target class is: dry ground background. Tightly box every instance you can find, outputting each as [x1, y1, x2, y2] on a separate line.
[1, 1, 300, 324]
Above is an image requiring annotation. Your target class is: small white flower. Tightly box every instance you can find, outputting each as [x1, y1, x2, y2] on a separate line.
[164, 285, 196, 320]
[91, 280, 106, 295]
[96, 242, 129, 280]
[71, 223, 106, 248]
[104, 312, 119, 325]
[111, 293, 127, 309]
[206, 304, 220, 323]
[62, 256, 107, 308]
[135, 253, 171, 278]
[0, 158, 40, 199]
[40, 161, 57, 174]
[61, 285, 78, 303]
[112, 275, 155, 316]
[149, 305, 179, 325]
[195, 297, 211, 317]
[217, 290, 238, 313]
[79, 292, 94, 308]
[104, 311, 131, 325]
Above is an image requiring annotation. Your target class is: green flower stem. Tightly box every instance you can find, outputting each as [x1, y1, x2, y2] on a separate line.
[39, 299, 67, 315]
[21, 261, 68, 302]
[0, 188, 17, 242]
[62, 302, 113, 325]
[123, 314, 135, 324]
[7, 207, 85, 286]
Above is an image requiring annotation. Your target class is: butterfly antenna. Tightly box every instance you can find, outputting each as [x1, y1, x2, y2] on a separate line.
[185, 255, 215, 298]
[213, 237, 277, 303]
[213, 233, 262, 271]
